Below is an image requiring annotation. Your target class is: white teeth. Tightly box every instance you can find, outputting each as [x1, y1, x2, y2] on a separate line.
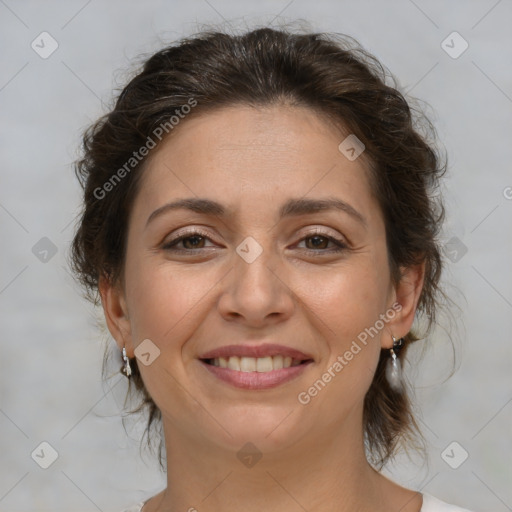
[209, 355, 304, 372]
[240, 357, 256, 372]
[256, 356, 273, 372]
[227, 356, 240, 370]
[273, 355, 284, 369]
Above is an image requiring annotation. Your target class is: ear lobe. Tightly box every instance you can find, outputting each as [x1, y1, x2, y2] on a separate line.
[98, 274, 133, 355]
[384, 261, 426, 348]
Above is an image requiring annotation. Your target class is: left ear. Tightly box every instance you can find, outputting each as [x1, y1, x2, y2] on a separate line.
[383, 261, 426, 349]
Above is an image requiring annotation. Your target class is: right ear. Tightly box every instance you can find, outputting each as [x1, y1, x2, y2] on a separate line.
[98, 274, 134, 357]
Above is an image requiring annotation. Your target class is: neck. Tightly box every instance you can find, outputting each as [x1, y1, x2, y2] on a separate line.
[143, 408, 416, 512]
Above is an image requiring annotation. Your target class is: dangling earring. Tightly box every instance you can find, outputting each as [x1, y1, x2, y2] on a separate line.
[121, 346, 132, 378]
[386, 335, 404, 392]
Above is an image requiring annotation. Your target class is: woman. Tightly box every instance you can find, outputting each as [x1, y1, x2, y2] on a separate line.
[70, 26, 474, 512]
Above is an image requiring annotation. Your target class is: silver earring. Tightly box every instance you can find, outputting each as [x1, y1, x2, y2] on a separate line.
[121, 346, 132, 378]
[385, 336, 404, 392]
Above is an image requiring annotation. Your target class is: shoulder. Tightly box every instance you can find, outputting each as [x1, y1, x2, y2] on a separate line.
[120, 494, 476, 512]
[119, 501, 145, 512]
[422, 492, 475, 512]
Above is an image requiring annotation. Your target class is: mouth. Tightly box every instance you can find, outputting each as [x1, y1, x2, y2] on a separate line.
[197, 344, 314, 390]
[200, 355, 313, 372]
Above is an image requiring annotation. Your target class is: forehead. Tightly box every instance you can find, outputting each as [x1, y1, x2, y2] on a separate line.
[130, 104, 377, 226]
[149, 103, 350, 159]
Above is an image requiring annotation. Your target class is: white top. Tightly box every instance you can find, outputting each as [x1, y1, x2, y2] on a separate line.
[120, 492, 475, 511]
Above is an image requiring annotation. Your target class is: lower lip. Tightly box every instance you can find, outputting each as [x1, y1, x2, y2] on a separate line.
[199, 360, 313, 389]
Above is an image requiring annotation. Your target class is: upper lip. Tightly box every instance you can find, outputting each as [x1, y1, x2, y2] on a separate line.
[199, 343, 314, 361]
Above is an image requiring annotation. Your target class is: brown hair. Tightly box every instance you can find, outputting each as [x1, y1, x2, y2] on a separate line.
[69, 25, 447, 471]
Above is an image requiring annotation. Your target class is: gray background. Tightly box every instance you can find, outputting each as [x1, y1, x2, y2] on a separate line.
[1, 1, 511, 511]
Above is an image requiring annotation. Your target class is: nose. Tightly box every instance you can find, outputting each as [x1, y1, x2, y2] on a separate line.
[217, 241, 295, 328]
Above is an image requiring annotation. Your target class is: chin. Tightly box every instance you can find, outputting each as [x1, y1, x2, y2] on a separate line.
[208, 409, 306, 452]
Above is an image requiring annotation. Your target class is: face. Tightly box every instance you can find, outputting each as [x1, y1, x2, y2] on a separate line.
[101, 104, 423, 457]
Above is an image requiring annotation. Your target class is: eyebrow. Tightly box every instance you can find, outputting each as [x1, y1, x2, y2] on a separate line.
[145, 197, 367, 228]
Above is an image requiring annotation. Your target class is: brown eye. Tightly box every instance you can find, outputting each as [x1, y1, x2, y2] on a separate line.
[296, 232, 348, 254]
[181, 235, 206, 249]
[162, 230, 215, 252]
[305, 235, 330, 250]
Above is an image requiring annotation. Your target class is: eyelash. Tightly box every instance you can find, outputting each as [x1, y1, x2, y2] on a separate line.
[162, 229, 348, 255]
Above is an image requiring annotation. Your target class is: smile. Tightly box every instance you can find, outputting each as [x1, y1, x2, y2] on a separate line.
[203, 355, 307, 372]
[199, 357, 314, 390]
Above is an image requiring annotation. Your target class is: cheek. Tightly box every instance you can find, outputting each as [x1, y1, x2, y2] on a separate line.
[298, 255, 389, 394]
[304, 257, 390, 339]
[124, 253, 199, 342]
[123, 258, 211, 406]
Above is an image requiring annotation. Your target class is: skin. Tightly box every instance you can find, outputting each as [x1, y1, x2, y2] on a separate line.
[100, 104, 425, 512]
